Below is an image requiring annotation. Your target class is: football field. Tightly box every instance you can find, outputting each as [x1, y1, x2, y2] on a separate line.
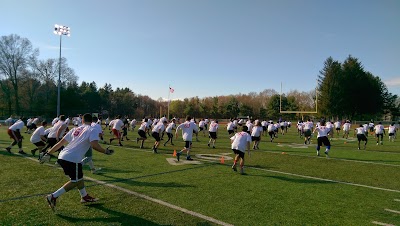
[0, 124, 399, 225]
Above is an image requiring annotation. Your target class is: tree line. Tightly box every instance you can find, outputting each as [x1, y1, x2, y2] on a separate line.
[0, 34, 398, 121]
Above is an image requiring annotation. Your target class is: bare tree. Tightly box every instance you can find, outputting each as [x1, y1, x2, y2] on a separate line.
[0, 34, 38, 114]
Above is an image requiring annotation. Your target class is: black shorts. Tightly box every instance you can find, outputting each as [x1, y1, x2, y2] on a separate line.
[152, 132, 160, 141]
[268, 131, 274, 137]
[33, 141, 46, 147]
[138, 130, 147, 139]
[262, 126, 267, 131]
[167, 132, 173, 138]
[317, 136, 331, 147]
[199, 127, 204, 131]
[57, 159, 83, 182]
[31, 123, 37, 129]
[357, 134, 367, 141]
[184, 141, 192, 149]
[304, 130, 311, 137]
[209, 132, 217, 139]
[376, 133, 383, 138]
[228, 130, 234, 135]
[251, 136, 260, 141]
[389, 133, 395, 136]
[336, 128, 340, 131]
[232, 149, 245, 159]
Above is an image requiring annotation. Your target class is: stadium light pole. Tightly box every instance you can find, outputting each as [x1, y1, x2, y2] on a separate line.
[53, 24, 70, 116]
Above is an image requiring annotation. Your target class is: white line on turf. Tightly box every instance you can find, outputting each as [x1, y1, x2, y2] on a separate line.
[385, 209, 400, 214]
[372, 221, 395, 226]
[21, 154, 234, 226]
[394, 199, 400, 202]
[84, 176, 234, 226]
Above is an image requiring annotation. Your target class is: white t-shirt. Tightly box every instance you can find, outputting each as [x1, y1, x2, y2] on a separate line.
[334, 121, 341, 129]
[227, 122, 235, 131]
[388, 126, 396, 134]
[315, 126, 330, 137]
[176, 121, 198, 141]
[9, 120, 24, 131]
[326, 122, 333, 129]
[48, 120, 66, 139]
[139, 122, 148, 131]
[199, 120, 205, 128]
[303, 122, 312, 130]
[374, 124, 384, 134]
[267, 124, 275, 132]
[30, 126, 46, 143]
[112, 119, 124, 131]
[130, 119, 137, 127]
[58, 125, 99, 163]
[356, 127, 365, 135]
[91, 122, 103, 136]
[165, 122, 176, 133]
[52, 117, 59, 126]
[251, 126, 263, 137]
[209, 122, 219, 132]
[230, 131, 251, 152]
[26, 118, 33, 126]
[152, 123, 165, 133]
[343, 123, 351, 131]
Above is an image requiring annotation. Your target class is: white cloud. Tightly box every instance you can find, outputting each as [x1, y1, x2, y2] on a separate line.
[385, 77, 400, 87]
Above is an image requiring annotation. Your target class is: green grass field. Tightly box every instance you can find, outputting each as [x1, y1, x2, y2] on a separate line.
[0, 124, 399, 225]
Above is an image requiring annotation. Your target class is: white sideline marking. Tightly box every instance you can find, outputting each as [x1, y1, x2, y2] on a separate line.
[385, 209, 400, 214]
[84, 176, 234, 226]
[261, 150, 400, 167]
[247, 166, 400, 193]
[372, 221, 395, 226]
[21, 154, 233, 226]
[394, 199, 400, 202]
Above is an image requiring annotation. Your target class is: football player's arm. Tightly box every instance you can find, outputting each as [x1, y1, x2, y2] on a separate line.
[56, 124, 67, 141]
[91, 140, 107, 154]
[47, 138, 68, 155]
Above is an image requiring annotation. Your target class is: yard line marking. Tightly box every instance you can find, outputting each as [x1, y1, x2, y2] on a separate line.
[385, 209, 400, 214]
[85, 176, 234, 226]
[247, 166, 400, 193]
[394, 199, 400, 202]
[20, 154, 234, 226]
[372, 221, 395, 226]
[260, 150, 400, 167]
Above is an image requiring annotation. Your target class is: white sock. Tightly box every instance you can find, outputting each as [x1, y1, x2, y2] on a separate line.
[79, 187, 87, 197]
[52, 187, 66, 198]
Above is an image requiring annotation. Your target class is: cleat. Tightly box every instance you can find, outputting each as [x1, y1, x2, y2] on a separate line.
[5, 147, 11, 153]
[207, 143, 210, 147]
[91, 168, 102, 174]
[80, 194, 98, 203]
[46, 194, 57, 211]
[18, 150, 27, 155]
[232, 165, 237, 172]
[119, 143, 123, 146]
[240, 168, 245, 175]
[31, 149, 36, 156]
[153, 148, 158, 154]
[163, 143, 166, 146]
[213, 146, 215, 149]
[171, 143, 174, 146]
[186, 156, 193, 161]
[317, 151, 320, 156]
[176, 152, 181, 161]
[126, 138, 130, 141]
[109, 139, 112, 144]
[357, 147, 360, 150]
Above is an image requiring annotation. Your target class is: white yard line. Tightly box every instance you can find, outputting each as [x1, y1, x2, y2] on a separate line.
[385, 209, 400, 214]
[372, 221, 395, 226]
[394, 199, 400, 202]
[22, 154, 234, 226]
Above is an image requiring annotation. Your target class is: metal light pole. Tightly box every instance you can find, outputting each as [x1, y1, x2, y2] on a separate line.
[53, 24, 70, 116]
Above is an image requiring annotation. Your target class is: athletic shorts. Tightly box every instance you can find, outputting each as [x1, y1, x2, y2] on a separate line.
[58, 159, 83, 182]
[304, 129, 311, 137]
[199, 127, 204, 131]
[85, 147, 92, 157]
[7, 129, 22, 140]
[376, 133, 383, 138]
[209, 132, 217, 139]
[166, 132, 173, 138]
[152, 132, 160, 141]
[228, 130, 234, 135]
[389, 133, 395, 136]
[336, 128, 340, 131]
[262, 126, 267, 131]
[138, 130, 147, 139]
[112, 129, 121, 138]
[184, 141, 192, 149]
[357, 134, 367, 141]
[251, 136, 260, 141]
[317, 136, 331, 147]
[232, 149, 245, 159]
[33, 141, 46, 147]
[268, 131, 274, 137]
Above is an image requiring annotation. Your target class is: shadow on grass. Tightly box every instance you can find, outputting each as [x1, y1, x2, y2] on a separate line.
[56, 203, 163, 226]
[250, 174, 336, 184]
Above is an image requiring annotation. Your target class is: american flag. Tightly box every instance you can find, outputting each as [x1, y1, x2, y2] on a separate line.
[169, 87, 174, 93]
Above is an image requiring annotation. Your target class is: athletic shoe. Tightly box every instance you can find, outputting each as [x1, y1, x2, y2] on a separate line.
[232, 165, 237, 172]
[324, 151, 329, 158]
[91, 168, 102, 174]
[207, 143, 210, 147]
[5, 147, 11, 153]
[357, 147, 360, 150]
[186, 156, 193, 161]
[18, 150, 27, 155]
[119, 143, 123, 146]
[171, 143, 174, 146]
[176, 152, 181, 161]
[163, 143, 166, 146]
[240, 168, 245, 175]
[80, 195, 98, 203]
[213, 146, 215, 149]
[317, 151, 320, 156]
[153, 148, 158, 154]
[31, 149, 36, 156]
[109, 139, 112, 144]
[46, 194, 57, 211]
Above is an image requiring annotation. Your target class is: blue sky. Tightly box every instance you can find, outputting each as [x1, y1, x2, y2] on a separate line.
[1, 0, 399, 100]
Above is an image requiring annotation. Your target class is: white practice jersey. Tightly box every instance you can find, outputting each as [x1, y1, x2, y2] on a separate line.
[30, 126, 45, 143]
[230, 131, 251, 152]
[165, 122, 176, 133]
[374, 124, 384, 134]
[251, 126, 263, 137]
[9, 120, 24, 131]
[315, 126, 330, 137]
[58, 124, 99, 163]
[176, 121, 198, 141]
[209, 121, 219, 132]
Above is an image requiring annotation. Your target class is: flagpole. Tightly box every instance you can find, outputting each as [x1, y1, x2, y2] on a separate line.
[167, 84, 171, 120]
